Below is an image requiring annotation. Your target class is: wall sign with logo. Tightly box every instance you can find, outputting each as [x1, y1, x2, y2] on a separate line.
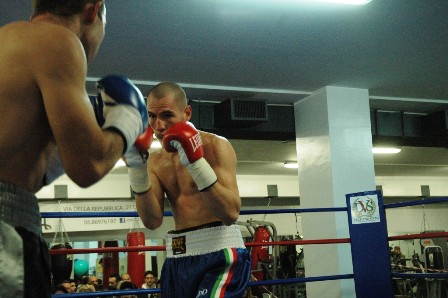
[350, 193, 380, 224]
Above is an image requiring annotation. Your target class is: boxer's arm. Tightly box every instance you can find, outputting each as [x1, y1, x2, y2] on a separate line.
[199, 137, 241, 225]
[134, 163, 165, 230]
[33, 30, 124, 187]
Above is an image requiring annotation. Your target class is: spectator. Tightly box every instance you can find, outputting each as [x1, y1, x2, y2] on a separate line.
[69, 279, 77, 293]
[121, 273, 132, 282]
[141, 271, 157, 289]
[53, 284, 68, 294]
[141, 270, 159, 298]
[118, 280, 140, 298]
[391, 246, 406, 266]
[61, 280, 72, 293]
[89, 275, 100, 290]
[107, 273, 121, 291]
[78, 284, 96, 292]
[120, 272, 138, 290]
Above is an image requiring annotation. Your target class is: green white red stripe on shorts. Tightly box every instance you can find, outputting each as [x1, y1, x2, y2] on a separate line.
[211, 248, 238, 297]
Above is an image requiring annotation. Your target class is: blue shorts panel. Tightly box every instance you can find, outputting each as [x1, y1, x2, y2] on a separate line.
[161, 247, 251, 298]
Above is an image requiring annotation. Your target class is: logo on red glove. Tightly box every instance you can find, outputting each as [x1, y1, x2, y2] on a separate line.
[189, 132, 203, 152]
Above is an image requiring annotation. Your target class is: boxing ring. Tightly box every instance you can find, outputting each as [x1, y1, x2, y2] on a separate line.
[42, 190, 448, 297]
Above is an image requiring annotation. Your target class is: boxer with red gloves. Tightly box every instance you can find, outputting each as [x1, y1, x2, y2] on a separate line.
[129, 82, 250, 298]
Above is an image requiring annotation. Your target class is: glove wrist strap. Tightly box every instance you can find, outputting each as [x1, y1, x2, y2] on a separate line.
[128, 164, 151, 194]
[187, 158, 217, 191]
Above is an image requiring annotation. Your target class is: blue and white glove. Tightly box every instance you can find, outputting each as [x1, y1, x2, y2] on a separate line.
[96, 75, 148, 154]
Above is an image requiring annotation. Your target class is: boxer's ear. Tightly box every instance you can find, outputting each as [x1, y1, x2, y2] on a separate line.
[184, 105, 192, 121]
[84, 1, 102, 23]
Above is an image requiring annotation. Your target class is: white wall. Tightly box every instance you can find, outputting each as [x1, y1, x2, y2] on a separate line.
[38, 173, 448, 239]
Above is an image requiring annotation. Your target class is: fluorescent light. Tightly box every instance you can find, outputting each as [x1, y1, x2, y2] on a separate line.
[313, 0, 372, 4]
[284, 162, 299, 169]
[291, 0, 373, 4]
[372, 147, 401, 154]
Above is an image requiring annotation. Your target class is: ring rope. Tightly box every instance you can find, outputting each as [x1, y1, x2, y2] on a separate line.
[41, 196, 448, 219]
[49, 238, 350, 255]
[384, 196, 448, 209]
[41, 197, 448, 219]
[52, 274, 355, 298]
[388, 231, 448, 241]
[391, 264, 448, 274]
[53, 287, 160, 298]
[392, 272, 448, 279]
[41, 206, 348, 219]
[248, 274, 354, 286]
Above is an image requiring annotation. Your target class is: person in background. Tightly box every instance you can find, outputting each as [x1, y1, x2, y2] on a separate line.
[89, 275, 100, 290]
[53, 284, 69, 294]
[392, 245, 406, 266]
[61, 280, 72, 293]
[121, 273, 132, 282]
[118, 280, 141, 298]
[69, 279, 77, 293]
[107, 273, 121, 291]
[141, 270, 157, 290]
[78, 284, 96, 292]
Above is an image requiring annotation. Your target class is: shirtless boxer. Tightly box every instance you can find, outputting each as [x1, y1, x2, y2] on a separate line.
[0, 1, 148, 297]
[128, 82, 251, 298]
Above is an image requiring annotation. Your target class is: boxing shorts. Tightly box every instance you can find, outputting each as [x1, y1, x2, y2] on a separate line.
[162, 222, 251, 298]
[0, 182, 51, 298]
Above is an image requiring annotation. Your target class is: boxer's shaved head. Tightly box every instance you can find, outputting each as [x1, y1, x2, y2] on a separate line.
[148, 82, 188, 109]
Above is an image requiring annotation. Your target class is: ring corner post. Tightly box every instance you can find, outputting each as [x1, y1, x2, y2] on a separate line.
[346, 190, 393, 297]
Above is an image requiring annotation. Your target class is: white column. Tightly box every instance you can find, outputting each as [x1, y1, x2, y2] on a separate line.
[294, 86, 376, 297]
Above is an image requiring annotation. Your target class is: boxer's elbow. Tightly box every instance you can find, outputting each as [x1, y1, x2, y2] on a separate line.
[68, 169, 103, 188]
[221, 207, 240, 225]
[65, 161, 110, 188]
[142, 217, 163, 230]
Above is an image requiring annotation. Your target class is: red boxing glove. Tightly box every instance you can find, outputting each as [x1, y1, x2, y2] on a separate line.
[163, 122, 217, 191]
[135, 126, 154, 153]
[163, 122, 204, 164]
[125, 126, 153, 168]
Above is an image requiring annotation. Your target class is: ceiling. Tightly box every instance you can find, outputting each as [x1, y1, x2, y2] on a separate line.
[2, 0, 448, 177]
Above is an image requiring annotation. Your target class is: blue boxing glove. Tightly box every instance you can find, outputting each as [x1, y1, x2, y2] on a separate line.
[96, 75, 148, 153]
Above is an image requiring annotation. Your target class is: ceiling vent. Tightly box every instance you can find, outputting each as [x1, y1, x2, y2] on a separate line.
[423, 110, 448, 136]
[213, 98, 268, 128]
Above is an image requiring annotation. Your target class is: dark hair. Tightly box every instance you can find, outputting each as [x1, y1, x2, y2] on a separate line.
[119, 281, 137, 290]
[81, 275, 89, 285]
[32, 0, 105, 19]
[109, 273, 121, 281]
[143, 270, 156, 278]
[53, 284, 68, 294]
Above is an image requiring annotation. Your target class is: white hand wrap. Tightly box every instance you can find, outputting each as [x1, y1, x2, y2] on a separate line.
[186, 158, 218, 191]
[128, 163, 151, 194]
[125, 146, 149, 168]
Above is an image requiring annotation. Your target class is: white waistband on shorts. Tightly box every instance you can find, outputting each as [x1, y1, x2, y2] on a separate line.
[165, 224, 245, 258]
